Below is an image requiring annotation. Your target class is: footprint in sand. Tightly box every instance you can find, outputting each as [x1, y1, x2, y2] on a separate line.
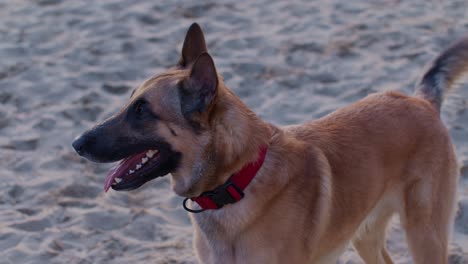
[122, 213, 160, 241]
[61, 106, 103, 123]
[136, 14, 160, 26]
[7, 185, 24, 202]
[0, 92, 13, 104]
[461, 163, 468, 181]
[84, 211, 131, 232]
[59, 184, 101, 199]
[101, 83, 131, 95]
[0, 233, 22, 251]
[0, 110, 9, 130]
[4, 138, 40, 151]
[36, 0, 63, 6]
[456, 199, 468, 235]
[10, 218, 52, 232]
[33, 117, 56, 131]
[449, 246, 468, 264]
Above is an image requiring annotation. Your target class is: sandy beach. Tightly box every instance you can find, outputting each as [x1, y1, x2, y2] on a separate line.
[0, 0, 468, 263]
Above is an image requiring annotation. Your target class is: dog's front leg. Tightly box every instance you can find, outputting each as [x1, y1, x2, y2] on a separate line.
[193, 225, 213, 264]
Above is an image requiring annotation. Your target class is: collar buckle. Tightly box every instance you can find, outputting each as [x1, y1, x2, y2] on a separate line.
[203, 180, 245, 208]
[183, 180, 246, 213]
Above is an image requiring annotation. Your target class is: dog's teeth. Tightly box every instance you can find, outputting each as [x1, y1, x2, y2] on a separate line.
[112, 178, 121, 185]
[142, 157, 148, 164]
[136, 164, 142, 170]
[129, 170, 135, 174]
[146, 149, 159, 158]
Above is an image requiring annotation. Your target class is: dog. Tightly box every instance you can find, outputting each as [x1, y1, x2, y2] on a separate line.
[72, 23, 466, 263]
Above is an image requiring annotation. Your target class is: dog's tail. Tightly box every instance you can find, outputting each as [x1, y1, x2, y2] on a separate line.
[415, 36, 468, 112]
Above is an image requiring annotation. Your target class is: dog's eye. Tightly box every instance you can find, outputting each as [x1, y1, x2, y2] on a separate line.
[130, 99, 159, 121]
[135, 104, 143, 114]
[133, 100, 147, 116]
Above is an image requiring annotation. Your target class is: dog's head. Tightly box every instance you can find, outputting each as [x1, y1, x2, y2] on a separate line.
[73, 23, 236, 196]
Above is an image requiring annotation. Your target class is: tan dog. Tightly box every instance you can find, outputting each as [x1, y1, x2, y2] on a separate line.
[72, 23, 466, 263]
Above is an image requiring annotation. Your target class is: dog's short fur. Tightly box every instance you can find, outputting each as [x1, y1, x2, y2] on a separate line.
[73, 24, 467, 263]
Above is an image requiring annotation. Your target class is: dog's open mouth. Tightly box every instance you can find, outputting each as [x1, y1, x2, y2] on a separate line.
[104, 147, 178, 192]
[104, 149, 159, 192]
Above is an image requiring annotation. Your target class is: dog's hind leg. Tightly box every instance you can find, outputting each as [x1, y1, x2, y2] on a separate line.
[401, 164, 458, 264]
[352, 205, 394, 264]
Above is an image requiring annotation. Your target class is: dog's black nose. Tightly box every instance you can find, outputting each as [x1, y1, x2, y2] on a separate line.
[72, 135, 86, 156]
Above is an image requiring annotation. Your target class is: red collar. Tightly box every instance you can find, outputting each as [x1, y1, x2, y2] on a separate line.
[183, 145, 268, 213]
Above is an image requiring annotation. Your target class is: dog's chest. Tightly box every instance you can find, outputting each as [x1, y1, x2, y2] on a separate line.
[192, 212, 312, 264]
[197, 235, 288, 264]
[192, 212, 262, 263]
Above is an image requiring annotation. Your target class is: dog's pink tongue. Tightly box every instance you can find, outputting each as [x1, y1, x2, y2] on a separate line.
[104, 165, 123, 192]
[104, 152, 147, 192]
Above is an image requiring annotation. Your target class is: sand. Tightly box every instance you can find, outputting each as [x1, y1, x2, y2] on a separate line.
[0, 0, 467, 263]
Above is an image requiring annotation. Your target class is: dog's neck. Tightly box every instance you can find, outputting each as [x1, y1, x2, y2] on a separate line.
[185, 144, 268, 212]
[208, 85, 273, 189]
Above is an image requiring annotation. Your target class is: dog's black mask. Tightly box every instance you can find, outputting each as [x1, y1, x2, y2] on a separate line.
[72, 111, 181, 191]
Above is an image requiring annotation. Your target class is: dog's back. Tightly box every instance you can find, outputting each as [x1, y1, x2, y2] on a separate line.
[285, 37, 468, 263]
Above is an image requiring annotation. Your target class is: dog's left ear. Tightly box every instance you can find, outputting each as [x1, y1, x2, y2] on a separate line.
[179, 23, 207, 67]
[180, 52, 218, 119]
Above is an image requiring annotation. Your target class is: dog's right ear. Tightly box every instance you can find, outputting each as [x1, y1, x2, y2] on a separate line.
[179, 23, 207, 67]
[179, 52, 218, 122]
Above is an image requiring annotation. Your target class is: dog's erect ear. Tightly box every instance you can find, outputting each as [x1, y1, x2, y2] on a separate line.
[179, 23, 207, 67]
[180, 53, 218, 118]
